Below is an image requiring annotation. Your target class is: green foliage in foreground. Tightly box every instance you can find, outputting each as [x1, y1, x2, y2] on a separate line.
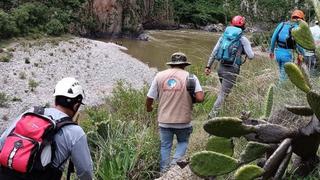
[190, 151, 239, 177]
[81, 83, 159, 179]
[234, 165, 264, 180]
[206, 136, 234, 156]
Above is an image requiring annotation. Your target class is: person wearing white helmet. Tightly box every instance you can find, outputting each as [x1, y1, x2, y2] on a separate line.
[0, 77, 93, 180]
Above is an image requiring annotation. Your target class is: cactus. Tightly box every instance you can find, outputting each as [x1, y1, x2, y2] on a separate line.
[254, 124, 294, 143]
[285, 105, 314, 116]
[190, 151, 239, 177]
[204, 117, 254, 138]
[307, 90, 320, 119]
[234, 165, 264, 180]
[263, 84, 275, 118]
[284, 62, 311, 93]
[263, 139, 292, 179]
[206, 136, 234, 156]
[291, 20, 316, 50]
[239, 142, 271, 164]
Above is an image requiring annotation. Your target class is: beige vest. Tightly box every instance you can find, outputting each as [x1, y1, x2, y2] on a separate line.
[156, 68, 193, 124]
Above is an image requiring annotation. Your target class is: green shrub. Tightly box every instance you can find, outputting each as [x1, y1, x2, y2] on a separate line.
[81, 82, 159, 179]
[0, 10, 18, 38]
[46, 19, 65, 36]
[29, 79, 39, 92]
[12, 2, 50, 35]
[0, 92, 9, 107]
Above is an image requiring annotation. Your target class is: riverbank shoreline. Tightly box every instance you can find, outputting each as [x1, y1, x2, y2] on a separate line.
[0, 37, 156, 130]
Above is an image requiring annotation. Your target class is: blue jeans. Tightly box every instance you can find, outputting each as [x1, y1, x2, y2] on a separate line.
[159, 127, 193, 172]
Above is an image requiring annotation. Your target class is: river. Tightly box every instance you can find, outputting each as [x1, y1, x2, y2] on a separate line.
[99, 30, 220, 70]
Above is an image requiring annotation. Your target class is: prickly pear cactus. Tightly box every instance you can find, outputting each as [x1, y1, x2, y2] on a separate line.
[284, 63, 311, 93]
[204, 117, 254, 138]
[239, 142, 272, 164]
[263, 84, 275, 118]
[285, 105, 314, 116]
[206, 136, 234, 156]
[190, 151, 239, 177]
[292, 20, 316, 50]
[234, 165, 264, 180]
[307, 90, 320, 119]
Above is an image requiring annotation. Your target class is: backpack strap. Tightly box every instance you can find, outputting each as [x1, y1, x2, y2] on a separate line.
[55, 117, 77, 131]
[55, 117, 77, 179]
[186, 73, 196, 103]
[33, 106, 45, 115]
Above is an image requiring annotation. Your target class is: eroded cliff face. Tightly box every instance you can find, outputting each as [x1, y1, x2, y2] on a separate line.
[91, 0, 174, 36]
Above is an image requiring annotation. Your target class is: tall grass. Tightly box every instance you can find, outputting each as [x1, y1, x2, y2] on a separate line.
[79, 57, 320, 179]
[80, 82, 159, 180]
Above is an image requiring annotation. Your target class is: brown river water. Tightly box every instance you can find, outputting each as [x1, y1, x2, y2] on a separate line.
[99, 30, 220, 70]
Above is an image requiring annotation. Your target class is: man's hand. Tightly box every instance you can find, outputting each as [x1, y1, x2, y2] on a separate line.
[205, 67, 211, 75]
[146, 97, 154, 112]
[269, 53, 274, 59]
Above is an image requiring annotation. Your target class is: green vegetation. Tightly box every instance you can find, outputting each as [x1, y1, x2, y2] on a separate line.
[80, 83, 159, 179]
[172, 0, 312, 28]
[0, 92, 9, 107]
[0, 0, 92, 39]
[234, 165, 264, 180]
[28, 79, 39, 92]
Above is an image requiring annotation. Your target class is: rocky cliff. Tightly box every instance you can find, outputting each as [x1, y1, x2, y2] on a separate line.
[90, 0, 174, 37]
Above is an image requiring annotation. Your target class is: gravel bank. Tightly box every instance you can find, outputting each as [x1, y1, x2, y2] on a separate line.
[0, 37, 156, 130]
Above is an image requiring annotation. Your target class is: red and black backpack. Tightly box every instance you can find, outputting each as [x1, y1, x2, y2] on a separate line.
[0, 107, 76, 175]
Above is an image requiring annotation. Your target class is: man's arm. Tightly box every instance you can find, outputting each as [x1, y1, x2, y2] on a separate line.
[71, 135, 93, 180]
[194, 75, 204, 103]
[146, 97, 154, 112]
[206, 37, 222, 68]
[240, 37, 254, 59]
[270, 23, 284, 55]
[146, 77, 158, 112]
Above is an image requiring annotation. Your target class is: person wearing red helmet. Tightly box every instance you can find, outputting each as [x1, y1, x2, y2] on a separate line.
[269, 9, 305, 81]
[205, 15, 254, 118]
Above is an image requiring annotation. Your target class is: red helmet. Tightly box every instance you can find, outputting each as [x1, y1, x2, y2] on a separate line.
[231, 15, 246, 27]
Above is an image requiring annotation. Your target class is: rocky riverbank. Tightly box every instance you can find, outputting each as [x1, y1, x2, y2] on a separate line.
[0, 37, 156, 130]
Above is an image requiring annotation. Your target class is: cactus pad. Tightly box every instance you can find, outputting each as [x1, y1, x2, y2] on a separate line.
[285, 105, 314, 116]
[292, 20, 315, 50]
[307, 90, 320, 119]
[190, 151, 239, 177]
[284, 63, 311, 93]
[263, 84, 275, 118]
[254, 124, 293, 143]
[204, 117, 254, 138]
[206, 136, 234, 156]
[239, 142, 271, 164]
[234, 165, 264, 180]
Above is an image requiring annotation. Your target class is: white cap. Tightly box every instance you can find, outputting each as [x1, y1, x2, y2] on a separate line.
[53, 77, 85, 99]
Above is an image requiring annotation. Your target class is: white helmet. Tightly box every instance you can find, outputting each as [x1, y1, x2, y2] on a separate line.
[53, 77, 85, 99]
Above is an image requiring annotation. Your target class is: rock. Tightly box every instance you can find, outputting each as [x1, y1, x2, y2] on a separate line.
[137, 33, 149, 41]
[202, 24, 225, 32]
[0, 37, 156, 130]
[155, 165, 202, 180]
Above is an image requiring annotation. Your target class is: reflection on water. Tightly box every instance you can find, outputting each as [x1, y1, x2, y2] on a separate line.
[98, 30, 220, 70]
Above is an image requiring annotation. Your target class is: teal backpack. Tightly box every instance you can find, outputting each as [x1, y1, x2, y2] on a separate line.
[214, 26, 243, 65]
[277, 22, 296, 49]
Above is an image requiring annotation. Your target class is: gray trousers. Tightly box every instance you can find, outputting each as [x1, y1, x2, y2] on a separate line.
[213, 64, 240, 111]
[304, 55, 317, 76]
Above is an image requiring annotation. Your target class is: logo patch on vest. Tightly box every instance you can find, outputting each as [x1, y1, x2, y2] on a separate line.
[163, 77, 182, 91]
